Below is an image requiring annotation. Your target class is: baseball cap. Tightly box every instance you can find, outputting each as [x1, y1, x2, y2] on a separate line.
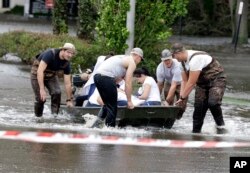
[131, 47, 144, 61]
[161, 49, 172, 61]
[171, 43, 185, 54]
[61, 43, 76, 53]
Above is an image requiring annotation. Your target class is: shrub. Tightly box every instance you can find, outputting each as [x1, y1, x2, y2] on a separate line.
[0, 31, 108, 73]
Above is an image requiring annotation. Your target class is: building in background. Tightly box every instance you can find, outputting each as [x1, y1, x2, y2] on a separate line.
[0, 0, 26, 13]
[0, 0, 77, 18]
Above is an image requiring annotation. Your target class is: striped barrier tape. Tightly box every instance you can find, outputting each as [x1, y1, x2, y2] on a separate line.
[0, 130, 250, 148]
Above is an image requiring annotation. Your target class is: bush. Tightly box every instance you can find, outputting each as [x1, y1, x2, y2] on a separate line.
[4, 5, 24, 15]
[0, 31, 108, 73]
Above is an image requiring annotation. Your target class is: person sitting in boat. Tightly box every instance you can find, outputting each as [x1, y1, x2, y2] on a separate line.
[134, 67, 161, 106]
[85, 80, 125, 107]
[75, 52, 114, 106]
[156, 49, 182, 106]
[84, 87, 101, 107]
[86, 80, 145, 107]
[116, 80, 145, 106]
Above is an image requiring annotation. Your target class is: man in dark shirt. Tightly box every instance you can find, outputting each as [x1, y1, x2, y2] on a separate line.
[31, 43, 76, 121]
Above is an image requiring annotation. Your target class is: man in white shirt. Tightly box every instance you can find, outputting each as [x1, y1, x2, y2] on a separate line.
[172, 43, 227, 133]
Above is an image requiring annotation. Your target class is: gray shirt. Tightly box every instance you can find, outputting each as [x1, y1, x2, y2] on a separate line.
[156, 59, 182, 84]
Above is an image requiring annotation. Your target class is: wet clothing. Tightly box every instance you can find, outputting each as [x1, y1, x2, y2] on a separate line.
[94, 73, 117, 127]
[94, 55, 127, 127]
[182, 51, 226, 133]
[30, 48, 71, 117]
[31, 75, 61, 116]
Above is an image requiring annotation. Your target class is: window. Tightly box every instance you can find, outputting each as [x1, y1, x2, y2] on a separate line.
[2, 0, 10, 8]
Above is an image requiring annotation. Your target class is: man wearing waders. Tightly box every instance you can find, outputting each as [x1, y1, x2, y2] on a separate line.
[31, 43, 75, 122]
[172, 43, 227, 133]
[90, 48, 144, 128]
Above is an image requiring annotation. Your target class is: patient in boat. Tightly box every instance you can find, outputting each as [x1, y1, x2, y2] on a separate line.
[134, 67, 161, 106]
[85, 80, 145, 107]
[75, 52, 114, 106]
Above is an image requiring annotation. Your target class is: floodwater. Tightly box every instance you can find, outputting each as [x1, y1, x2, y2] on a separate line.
[0, 18, 250, 173]
[0, 52, 250, 173]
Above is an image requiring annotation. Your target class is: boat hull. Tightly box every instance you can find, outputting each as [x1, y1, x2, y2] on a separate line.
[60, 105, 182, 129]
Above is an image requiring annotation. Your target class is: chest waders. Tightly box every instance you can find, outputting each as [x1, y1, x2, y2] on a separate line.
[182, 52, 226, 133]
[31, 49, 62, 117]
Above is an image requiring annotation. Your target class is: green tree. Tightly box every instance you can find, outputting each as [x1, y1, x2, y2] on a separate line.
[134, 0, 189, 72]
[95, 0, 188, 73]
[96, 0, 130, 54]
[182, 0, 231, 36]
[52, 0, 68, 35]
[77, 0, 98, 40]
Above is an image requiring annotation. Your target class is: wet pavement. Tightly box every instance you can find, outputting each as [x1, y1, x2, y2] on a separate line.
[0, 14, 77, 36]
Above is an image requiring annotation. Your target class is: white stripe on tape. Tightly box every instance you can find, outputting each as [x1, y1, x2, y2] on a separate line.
[0, 130, 250, 148]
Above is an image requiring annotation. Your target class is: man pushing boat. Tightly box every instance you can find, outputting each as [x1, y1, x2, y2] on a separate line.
[90, 48, 144, 128]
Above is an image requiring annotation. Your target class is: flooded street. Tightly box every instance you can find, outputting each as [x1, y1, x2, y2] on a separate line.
[1, 18, 250, 172]
[0, 52, 250, 173]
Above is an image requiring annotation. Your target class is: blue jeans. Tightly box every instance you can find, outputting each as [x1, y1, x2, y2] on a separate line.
[75, 84, 96, 106]
[140, 101, 161, 106]
[85, 102, 101, 107]
[117, 100, 127, 106]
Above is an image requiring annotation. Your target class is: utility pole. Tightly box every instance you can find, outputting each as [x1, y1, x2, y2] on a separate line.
[234, 1, 244, 53]
[24, 0, 30, 17]
[125, 0, 136, 55]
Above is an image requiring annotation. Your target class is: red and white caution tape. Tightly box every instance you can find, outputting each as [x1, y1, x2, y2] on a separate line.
[0, 130, 250, 148]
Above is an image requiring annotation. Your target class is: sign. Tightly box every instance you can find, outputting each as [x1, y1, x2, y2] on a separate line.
[45, 0, 54, 9]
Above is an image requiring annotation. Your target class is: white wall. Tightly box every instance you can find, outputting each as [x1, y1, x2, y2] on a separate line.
[0, 0, 26, 12]
[10, 0, 26, 8]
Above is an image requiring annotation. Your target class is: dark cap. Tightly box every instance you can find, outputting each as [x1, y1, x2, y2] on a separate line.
[171, 43, 185, 54]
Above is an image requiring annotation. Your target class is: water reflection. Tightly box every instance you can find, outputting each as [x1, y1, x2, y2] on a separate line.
[29, 143, 81, 171]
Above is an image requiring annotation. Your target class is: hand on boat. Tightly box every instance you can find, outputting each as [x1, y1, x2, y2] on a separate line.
[162, 101, 169, 106]
[175, 99, 187, 111]
[66, 100, 74, 107]
[127, 101, 135, 109]
[175, 99, 183, 106]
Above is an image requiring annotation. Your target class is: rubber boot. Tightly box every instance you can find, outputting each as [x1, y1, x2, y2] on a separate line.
[209, 104, 225, 126]
[34, 101, 44, 117]
[51, 93, 61, 114]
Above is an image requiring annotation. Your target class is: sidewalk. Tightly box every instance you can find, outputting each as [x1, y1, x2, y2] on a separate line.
[1, 14, 249, 53]
[0, 14, 77, 36]
[168, 35, 250, 53]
